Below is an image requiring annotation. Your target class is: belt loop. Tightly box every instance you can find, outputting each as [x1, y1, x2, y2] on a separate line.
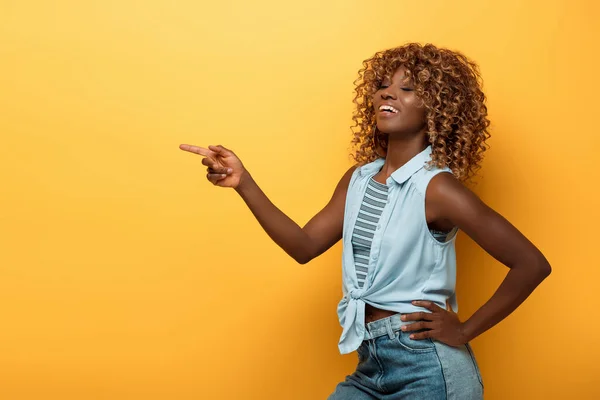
[385, 318, 394, 339]
[364, 322, 372, 340]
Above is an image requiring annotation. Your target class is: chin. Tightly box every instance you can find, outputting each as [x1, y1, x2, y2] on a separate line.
[376, 124, 402, 135]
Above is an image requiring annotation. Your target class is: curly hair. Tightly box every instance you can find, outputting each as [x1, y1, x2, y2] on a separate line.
[350, 43, 490, 181]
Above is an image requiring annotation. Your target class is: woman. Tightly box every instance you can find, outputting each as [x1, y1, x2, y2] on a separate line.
[179, 43, 551, 399]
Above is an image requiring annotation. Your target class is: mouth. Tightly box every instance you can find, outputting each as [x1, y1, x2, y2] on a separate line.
[378, 104, 399, 118]
[378, 104, 398, 117]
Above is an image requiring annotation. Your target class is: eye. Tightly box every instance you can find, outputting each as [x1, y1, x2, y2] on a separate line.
[401, 87, 414, 92]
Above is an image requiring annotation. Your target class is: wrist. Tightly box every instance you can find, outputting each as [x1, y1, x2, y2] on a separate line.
[460, 320, 476, 344]
[234, 170, 254, 194]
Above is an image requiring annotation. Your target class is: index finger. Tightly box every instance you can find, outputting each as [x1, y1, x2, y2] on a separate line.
[401, 312, 433, 322]
[179, 144, 214, 157]
[412, 300, 443, 313]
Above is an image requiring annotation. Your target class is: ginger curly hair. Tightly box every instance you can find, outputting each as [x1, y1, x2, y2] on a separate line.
[350, 43, 490, 181]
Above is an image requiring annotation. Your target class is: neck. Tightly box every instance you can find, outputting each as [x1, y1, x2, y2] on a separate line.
[380, 134, 428, 175]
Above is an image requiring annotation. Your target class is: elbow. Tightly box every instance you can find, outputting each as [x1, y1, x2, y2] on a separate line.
[294, 248, 316, 265]
[295, 254, 313, 265]
[514, 254, 551, 283]
[539, 261, 552, 279]
[293, 241, 318, 265]
[533, 255, 552, 281]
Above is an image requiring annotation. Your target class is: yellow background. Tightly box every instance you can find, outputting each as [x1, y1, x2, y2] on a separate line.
[1, 0, 597, 398]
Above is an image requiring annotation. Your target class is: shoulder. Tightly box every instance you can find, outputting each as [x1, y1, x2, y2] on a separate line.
[343, 164, 360, 181]
[426, 170, 486, 222]
[413, 164, 455, 196]
[332, 164, 359, 195]
[427, 170, 463, 197]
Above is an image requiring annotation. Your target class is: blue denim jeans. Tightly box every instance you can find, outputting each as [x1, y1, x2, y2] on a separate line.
[327, 313, 484, 399]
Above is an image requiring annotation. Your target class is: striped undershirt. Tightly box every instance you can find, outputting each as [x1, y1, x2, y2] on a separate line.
[351, 177, 389, 288]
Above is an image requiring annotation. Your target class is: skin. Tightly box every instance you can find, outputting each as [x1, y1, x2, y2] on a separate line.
[179, 66, 551, 347]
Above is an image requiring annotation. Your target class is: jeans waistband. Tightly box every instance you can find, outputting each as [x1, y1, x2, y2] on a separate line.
[363, 313, 413, 340]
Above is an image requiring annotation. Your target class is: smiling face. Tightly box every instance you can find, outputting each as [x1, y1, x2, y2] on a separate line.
[373, 66, 427, 138]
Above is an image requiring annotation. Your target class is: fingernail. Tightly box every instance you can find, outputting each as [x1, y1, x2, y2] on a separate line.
[401, 326, 406, 331]
[409, 334, 414, 339]
[401, 315, 406, 320]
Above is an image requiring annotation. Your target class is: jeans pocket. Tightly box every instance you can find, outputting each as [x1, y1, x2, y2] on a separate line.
[465, 342, 484, 388]
[394, 330, 436, 353]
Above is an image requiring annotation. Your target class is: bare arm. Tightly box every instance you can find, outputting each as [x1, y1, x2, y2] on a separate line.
[180, 143, 357, 264]
[235, 166, 356, 264]
[404, 172, 552, 345]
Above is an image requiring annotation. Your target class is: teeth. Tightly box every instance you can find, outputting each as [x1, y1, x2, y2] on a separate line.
[379, 105, 398, 113]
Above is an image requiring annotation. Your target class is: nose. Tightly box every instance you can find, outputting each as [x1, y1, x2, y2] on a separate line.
[380, 87, 397, 100]
[381, 90, 398, 100]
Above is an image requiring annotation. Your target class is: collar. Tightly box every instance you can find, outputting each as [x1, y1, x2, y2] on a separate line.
[358, 145, 433, 185]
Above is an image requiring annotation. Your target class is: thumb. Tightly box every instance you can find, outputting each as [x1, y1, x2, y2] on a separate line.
[208, 144, 233, 156]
